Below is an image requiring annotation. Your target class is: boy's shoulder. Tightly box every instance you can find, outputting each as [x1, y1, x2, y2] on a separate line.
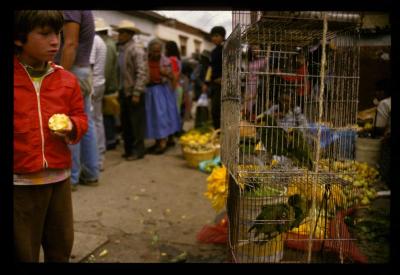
[50, 63, 78, 83]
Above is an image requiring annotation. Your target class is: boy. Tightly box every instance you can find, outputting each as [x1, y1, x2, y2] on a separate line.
[203, 26, 226, 130]
[14, 10, 88, 262]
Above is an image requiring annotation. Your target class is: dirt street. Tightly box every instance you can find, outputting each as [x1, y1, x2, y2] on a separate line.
[69, 122, 228, 263]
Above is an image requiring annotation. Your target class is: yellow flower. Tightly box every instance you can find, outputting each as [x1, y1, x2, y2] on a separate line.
[204, 166, 227, 212]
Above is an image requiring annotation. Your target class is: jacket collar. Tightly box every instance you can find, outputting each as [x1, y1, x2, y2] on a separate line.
[118, 38, 135, 51]
[14, 55, 62, 74]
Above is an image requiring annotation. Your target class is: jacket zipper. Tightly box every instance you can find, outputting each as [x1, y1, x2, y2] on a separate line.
[20, 64, 54, 169]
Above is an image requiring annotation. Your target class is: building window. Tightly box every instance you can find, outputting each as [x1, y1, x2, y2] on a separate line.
[179, 35, 188, 57]
[194, 40, 202, 54]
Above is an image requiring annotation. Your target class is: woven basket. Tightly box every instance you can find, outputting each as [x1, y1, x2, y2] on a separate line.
[211, 129, 221, 157]
[180, 129, 221, 159]
[183, 147, 215, 168]
[239, 120, 257, 138]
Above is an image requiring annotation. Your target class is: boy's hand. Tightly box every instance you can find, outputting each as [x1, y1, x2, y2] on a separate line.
[50, 117, 75, 143]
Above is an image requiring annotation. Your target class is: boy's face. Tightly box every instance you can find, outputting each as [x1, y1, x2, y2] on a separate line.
[15, 26, 60, 68]
[211, 34, 223, 46]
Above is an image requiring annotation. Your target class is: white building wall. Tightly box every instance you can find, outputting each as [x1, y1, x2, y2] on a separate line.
[93, 10, 214, 55]
[92, 10, 157, 47]
[155, 24, 214, 57]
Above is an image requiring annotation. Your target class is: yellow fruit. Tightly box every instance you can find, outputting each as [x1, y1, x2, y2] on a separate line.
[48, 114, 71, 131]
[363, 122, 371, 130]
[361, 197, 370, 205]
[205, 166, 227, 212]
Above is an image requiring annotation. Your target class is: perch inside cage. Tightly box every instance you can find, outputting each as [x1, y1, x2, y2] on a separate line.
[222, 11, 362, 263]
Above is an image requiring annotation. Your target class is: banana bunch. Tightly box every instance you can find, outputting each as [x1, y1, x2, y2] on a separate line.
[287, 175, 347, 212]
[319, 160, 379, 206]
[180, 130, 212, 145]
[180, 130, 215, 152]
[204, 166, 227, 212]
[289, 215, 329, 239]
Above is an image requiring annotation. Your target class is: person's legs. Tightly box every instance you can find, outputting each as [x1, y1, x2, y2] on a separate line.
[69, 142, 81, 186]
[79, 95, 99, 182]
[103, 114, 117, 149]
[92, 85, 106, 170]
[211, 84, 222, 129]
[69, 66, 98, 183]
[14, 185, 52, 262]
[131, 93, 146, 157]
[120, 95, 134, 157]
[42, 179, 74, 262]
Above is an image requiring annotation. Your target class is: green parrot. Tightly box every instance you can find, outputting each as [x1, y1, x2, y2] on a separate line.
[248, 194, 307, 240]
[288, 193, 308, 229]
[257, 115, 314, 170]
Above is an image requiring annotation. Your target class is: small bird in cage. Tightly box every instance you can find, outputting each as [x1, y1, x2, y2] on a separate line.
[248, 194, 307, 241]
[255, 93, 314, 170]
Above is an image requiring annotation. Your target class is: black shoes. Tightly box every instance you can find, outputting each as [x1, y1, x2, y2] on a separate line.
[167, 139, 176, 147]
[107, 143, 117, 150]
[123, 151, 145, 161]
[79, 177, 99, 186]
[125, 154, 145, 161]
[146, 144, 159, 154]
[154, 146, 167, 155]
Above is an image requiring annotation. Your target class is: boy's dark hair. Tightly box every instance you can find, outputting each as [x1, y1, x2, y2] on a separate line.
[165, 40, 181, 60]
[14, 10, 64, 45]
[210, 26, 226, 38]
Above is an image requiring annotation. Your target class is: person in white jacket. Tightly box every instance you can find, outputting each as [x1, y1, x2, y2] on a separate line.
[90, 33, 107, 171]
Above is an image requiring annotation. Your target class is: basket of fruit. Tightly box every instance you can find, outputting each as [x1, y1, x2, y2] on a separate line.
[211, 129, 221, 157]
[182, 144, 215, 168]
[179, 130, 213, 153]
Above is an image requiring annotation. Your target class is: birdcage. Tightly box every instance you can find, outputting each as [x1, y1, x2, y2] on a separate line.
[222, 11, 365, 263]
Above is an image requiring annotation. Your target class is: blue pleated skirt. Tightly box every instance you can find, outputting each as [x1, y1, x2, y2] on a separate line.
[145, 83, 181, 139]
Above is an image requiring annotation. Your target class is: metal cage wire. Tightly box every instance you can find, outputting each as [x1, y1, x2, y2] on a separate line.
[222, 11, 362, 263]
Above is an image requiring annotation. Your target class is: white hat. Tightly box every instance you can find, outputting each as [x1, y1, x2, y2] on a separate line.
[94, 17, 110, 32]
[111, 19, 142, 34]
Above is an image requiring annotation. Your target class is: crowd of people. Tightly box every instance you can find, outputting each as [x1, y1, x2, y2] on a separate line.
[13, 10, 225, 262]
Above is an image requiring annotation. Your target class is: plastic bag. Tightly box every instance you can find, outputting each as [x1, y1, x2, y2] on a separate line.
[197, 93, 209, 107]
[197, 213, 228, 244]
[199, 156, 221, 173]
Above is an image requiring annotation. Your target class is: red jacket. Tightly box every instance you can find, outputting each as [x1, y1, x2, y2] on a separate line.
[14, 56, 88, 174]
[281, 64, 310, 96]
